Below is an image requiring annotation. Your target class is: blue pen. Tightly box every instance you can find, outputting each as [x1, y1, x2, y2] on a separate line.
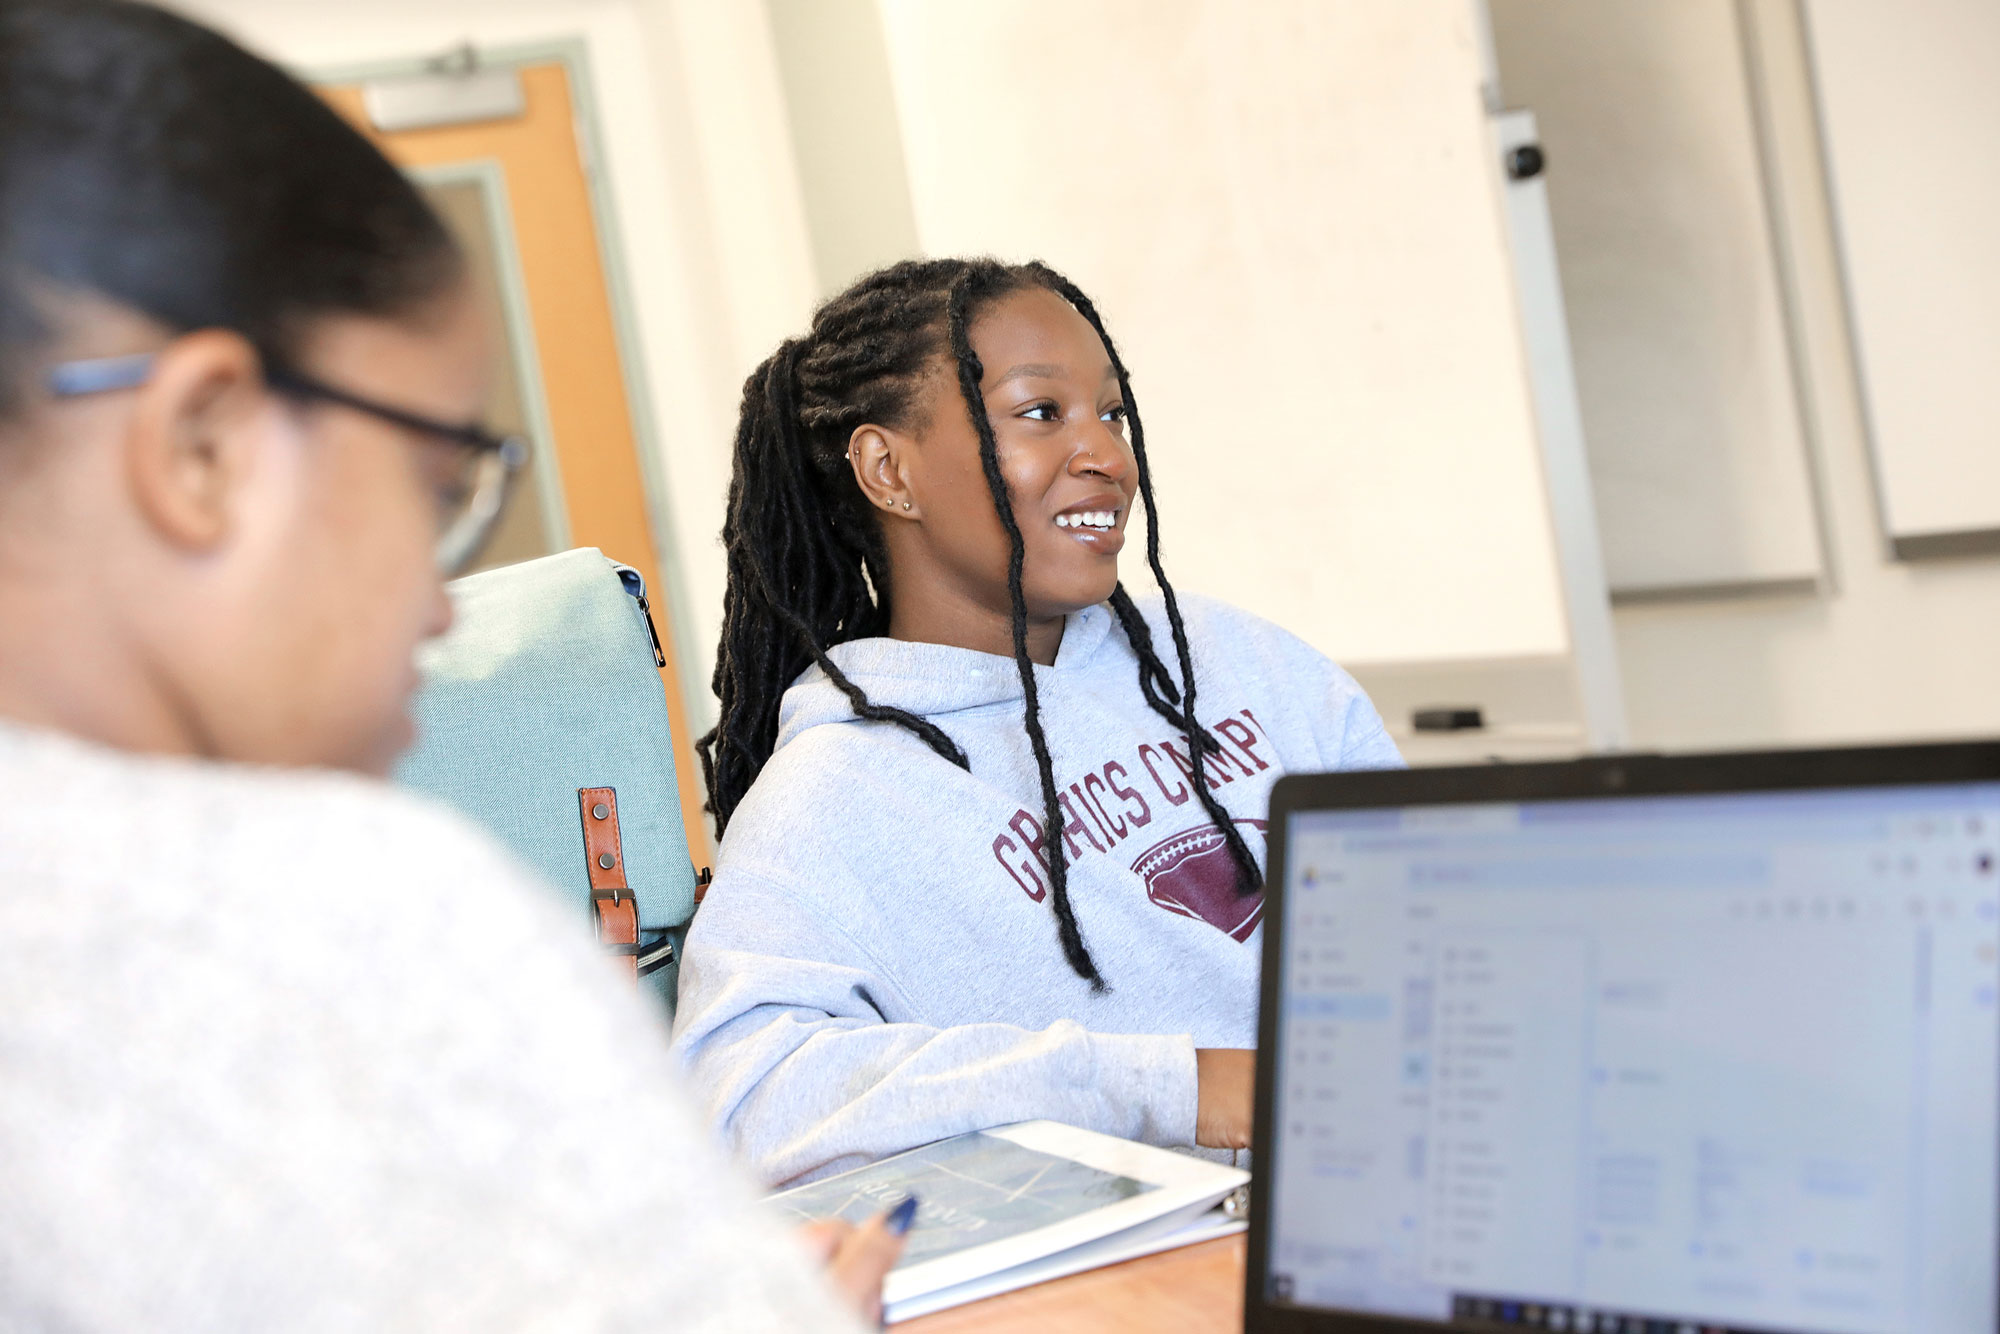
[886, 1195, 920, 1236]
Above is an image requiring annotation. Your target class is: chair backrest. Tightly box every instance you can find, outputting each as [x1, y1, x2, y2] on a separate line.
[394, 547, 700, 1010]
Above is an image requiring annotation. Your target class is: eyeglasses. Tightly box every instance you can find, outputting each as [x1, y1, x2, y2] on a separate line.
[48, 352, 530, 575]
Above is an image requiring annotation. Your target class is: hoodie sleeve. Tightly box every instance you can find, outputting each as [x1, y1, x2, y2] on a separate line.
[671, 876, 1198, 1186]
[1319, 659, 1404, 771]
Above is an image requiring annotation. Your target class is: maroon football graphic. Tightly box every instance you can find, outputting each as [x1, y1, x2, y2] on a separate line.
[1129, 818, 1267, 941]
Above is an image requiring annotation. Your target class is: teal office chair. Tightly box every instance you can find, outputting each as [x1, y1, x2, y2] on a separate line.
[394, 547, 705, 1012]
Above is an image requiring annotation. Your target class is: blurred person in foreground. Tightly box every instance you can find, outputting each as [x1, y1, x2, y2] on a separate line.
[0, 0, 902, 1326]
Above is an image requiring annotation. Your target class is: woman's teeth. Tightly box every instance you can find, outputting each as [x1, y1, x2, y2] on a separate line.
[1056, 511, 1117, 531]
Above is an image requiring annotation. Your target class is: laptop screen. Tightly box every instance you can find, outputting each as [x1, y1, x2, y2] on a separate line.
[1263, 781, 2000, 1333]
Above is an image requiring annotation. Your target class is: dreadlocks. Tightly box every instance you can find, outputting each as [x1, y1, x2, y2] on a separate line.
[698, 257, 1262, 989]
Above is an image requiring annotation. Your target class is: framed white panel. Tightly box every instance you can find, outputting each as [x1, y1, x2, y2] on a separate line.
[1806, 0, 2000, 556]
[874, 0, 1573, 666]
[1489, 0, 1824, 596]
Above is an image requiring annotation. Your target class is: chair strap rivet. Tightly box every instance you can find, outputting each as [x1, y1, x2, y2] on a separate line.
[592, 803, 610, 820]
[598, 853, 616, 870]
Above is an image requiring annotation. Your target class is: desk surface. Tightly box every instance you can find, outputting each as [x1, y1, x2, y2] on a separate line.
[900, 1234, 1246, 1334]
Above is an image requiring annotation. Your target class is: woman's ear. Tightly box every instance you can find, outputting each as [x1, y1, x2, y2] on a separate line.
[848, 423, 919, 518]
[123, 329, 271, 553]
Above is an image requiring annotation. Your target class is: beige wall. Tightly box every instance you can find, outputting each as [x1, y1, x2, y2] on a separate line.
[169, 0, 2000, 756]
[764, 0, 920, 299]
[192, 0, 1581, 686]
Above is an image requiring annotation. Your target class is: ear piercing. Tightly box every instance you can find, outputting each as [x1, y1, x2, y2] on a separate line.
[902, 501, 911, 511]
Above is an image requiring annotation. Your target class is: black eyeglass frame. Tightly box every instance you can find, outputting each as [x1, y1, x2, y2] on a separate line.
[49, 352, 522, 457]
[46, 351, 529, 574]
[266, 366, 523, 460]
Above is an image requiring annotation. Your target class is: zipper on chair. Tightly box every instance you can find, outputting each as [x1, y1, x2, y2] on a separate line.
[634, 592, 666, 669]
[614, 563, 668, 669]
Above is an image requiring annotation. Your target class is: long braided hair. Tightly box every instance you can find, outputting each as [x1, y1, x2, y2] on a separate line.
[698, 258, 1262, 988]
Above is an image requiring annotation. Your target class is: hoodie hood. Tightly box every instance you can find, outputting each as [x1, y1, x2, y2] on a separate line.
[772, 602, 1118, 752]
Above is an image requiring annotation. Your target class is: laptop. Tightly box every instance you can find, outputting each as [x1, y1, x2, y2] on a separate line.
[1246, 744, 2000, 1334]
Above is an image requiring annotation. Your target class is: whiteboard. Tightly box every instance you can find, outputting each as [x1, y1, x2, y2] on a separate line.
[1806, 0, 2000, 555]
[873, 0, 1573, 665]
[1489, 0, 1824, 595]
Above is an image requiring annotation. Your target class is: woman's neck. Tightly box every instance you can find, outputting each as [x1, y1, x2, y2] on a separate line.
[885, 591, 1066, 666]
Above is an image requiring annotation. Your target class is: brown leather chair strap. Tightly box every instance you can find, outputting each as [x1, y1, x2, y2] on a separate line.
[579, 787, 638, 979]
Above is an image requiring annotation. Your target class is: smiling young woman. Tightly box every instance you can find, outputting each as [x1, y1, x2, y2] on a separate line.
[672, 258, 1404, 1186]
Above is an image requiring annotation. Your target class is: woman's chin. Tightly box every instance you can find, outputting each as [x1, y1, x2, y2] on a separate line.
[1028, 575, 1124, 621]
[348, 710, 416, 778]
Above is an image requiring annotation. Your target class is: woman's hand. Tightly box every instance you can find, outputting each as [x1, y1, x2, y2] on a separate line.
[797, 1196, 918, 1325]
[1194, 1047, 1256, 1150]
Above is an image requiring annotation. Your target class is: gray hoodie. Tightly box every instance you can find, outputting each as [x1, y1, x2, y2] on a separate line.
[671, 594, 1402, 1185]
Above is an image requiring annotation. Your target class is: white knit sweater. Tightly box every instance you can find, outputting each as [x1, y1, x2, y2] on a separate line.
[0, 721, 858, 1332]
